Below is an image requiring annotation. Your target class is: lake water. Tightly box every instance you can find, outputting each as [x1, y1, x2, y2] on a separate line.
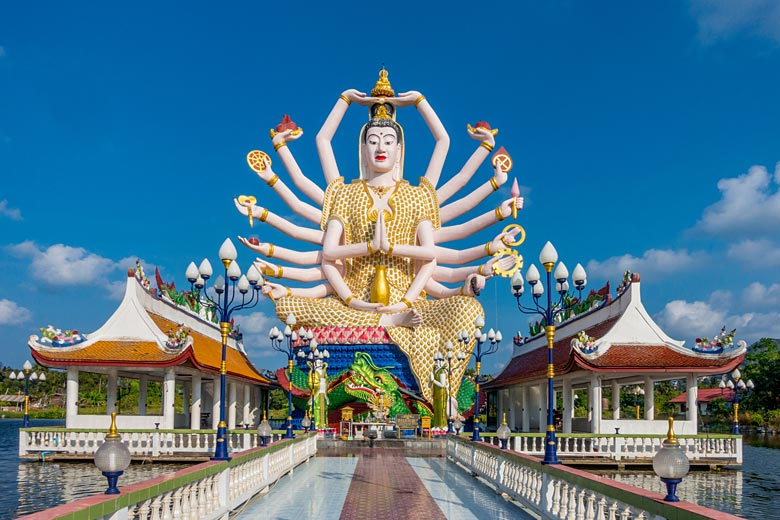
[2, 419, 778, 519]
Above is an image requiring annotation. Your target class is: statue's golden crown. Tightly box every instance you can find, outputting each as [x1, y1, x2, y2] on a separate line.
[370, 68, 395, 98]
[375, 105, 391, 119]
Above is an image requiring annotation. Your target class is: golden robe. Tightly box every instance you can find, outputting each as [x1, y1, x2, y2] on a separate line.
[275, 177, 483, 401]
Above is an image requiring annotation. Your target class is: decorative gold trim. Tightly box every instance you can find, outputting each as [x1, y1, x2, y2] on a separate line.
[500, 223, 526, 247]
[344, 295, 355, 306]
[273, 141, 287, 152]
[414, 95, 425, 107]
[367, 241, 375, 255]
[266, 175, 279, 187]
[267, 243, 274, 257]
[490, 177, 500, 191]
[491, 249, 523, 278]
[478, 264, 485, 276]
[401, 298, 413, 309]
[259, 208, 269, 222]
[480, 142, 494, 152]
[286, 287, 292, 298]
[339, 94, 351, 105]
[276, 266, 283, 278]
[495, 206, 505, 221]
[459, 286, 465, 296]
[386, 243, 394, 256]
[485, 242, 493, 256]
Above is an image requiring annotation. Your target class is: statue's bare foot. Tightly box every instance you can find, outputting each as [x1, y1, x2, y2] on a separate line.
[380, 310, 422, 328]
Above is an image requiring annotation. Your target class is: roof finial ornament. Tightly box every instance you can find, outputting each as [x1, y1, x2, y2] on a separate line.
[371, 66, 395, 98]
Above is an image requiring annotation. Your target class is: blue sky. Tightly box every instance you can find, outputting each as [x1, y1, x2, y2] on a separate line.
[1, 2, 779, 375]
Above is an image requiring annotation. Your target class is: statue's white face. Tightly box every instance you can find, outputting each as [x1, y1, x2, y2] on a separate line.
[364, 127, 400, 176]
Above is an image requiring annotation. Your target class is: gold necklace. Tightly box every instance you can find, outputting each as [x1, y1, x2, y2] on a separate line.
[366, 183, 394, 197]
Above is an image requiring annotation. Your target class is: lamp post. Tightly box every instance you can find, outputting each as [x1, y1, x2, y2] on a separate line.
[653, 417, 690, 501]
[297, 335, 329, 430]
[497, 412, 511, 449]
[257, 410, 273, 446]
[440, 342, 467, 434]
[632, 385, 645, 420]
[719, 368, 755, 435]
[457, 317, 502, 442]
[185, 238, 264, 460]
[9, 360, 46, 428]
[269, 313, 299, 439]
[94, 412, 132, 494]
[511, 241, 587, 465]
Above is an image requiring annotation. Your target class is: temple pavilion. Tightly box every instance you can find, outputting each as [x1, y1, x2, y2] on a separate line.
[27, 265, 274, 430]
[483, 273, 746, 435]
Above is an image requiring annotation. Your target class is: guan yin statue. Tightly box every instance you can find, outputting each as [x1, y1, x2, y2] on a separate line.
[234, 69, 525, 430]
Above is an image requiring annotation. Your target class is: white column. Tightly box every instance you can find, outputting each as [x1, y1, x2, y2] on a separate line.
[107, 369, 118, 415]
[212, 378, 221, 429]
[538, 382, 546, 433]
[590, 373, 602, 434]
[190, 374, 202, 430]
[243, 385, 252, 427]
[562, 379, 573, 433]
[163, 368, 176, 429]
[612, 381, 621, 420]
[138, 375, 148, 415]
[66, 367, 79, 428]
[228, 382, 237, 430]
[644, 376, 655, 420]
[686, 373, 698, 433]
[521, 386, 529, 432]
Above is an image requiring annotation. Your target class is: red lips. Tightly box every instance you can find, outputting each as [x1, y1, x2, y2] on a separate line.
[375, 154, 387, 161]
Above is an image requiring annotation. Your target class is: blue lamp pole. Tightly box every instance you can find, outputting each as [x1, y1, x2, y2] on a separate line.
[269, 313, 299, 439]
[458, 318, 501, 441]
[719, 368, 755, 435]
[510, 241, 586, 465]
[9, 360, 46, 428]
[186, 238, 264, 461]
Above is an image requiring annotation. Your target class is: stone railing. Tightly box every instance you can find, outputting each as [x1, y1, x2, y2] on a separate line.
[447, 435, 742, 520]
[480, 433, 742, 464]
[20, 427, 286, 459]
[18, 432, 317, 520]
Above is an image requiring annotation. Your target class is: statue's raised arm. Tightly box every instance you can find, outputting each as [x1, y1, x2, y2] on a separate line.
[234, 198, 323, 245]
[245, 156, 322, 225]
[436, 124, 498, 204]
[269, 120, 325, 206]
[393, 88, 450, 189]
[316, 89, 374, 185]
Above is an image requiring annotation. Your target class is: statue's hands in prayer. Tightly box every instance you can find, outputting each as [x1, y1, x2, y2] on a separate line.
[393, 90, 423, 108]
[237, 236, 271, 256]
[261, 282, 288, 300]
[377, 211, 391, 254]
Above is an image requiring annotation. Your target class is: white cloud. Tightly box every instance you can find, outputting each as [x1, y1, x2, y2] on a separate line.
[742, 282, 780, 308]
[236, 310, 280, 361]
[6, 241, 130, 290]
[726, 238, 780, 267]
[586, 249, 706, 282]
[0, 200, 22, 221]
[690, 0, 780, 44]
[0, 299, 32, 325]
[654, 299, 727, 340]
[695, 163, 780, 238]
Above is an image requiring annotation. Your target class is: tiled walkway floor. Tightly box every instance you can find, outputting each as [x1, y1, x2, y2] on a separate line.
[239, 449, 535, 519]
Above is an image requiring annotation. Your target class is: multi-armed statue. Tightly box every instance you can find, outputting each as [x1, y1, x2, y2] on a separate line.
[235, 69, 524, 423]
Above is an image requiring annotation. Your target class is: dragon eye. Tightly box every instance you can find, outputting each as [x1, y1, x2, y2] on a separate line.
[375, 376, 382, 383]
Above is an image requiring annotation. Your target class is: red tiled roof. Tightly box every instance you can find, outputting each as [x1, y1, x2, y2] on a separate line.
[669, 388, 736, 404]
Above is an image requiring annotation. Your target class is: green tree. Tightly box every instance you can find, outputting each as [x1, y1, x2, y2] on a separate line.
[744, 338, 780, 412]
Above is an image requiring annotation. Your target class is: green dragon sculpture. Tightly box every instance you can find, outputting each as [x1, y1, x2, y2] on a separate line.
[344, 352, 412, 418]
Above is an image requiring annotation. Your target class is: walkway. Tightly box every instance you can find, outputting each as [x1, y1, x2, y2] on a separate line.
[238, 449, 536, 519]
